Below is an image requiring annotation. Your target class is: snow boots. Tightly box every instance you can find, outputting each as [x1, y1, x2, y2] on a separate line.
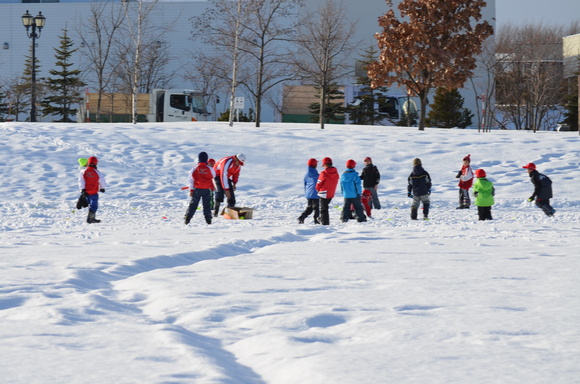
[457, 189, 471, 209]
[213, 202, 221, 217]
[411, 205, 429, 220]
[411, 207, 418, 220]
[87, 211, 101, 224]
[185, 215, 211, 225]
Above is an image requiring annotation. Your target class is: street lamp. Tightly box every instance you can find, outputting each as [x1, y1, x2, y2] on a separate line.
[22, 10, 45, 122]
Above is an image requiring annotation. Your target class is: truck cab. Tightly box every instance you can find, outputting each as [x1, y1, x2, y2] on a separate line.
[149, 89, 209, 122]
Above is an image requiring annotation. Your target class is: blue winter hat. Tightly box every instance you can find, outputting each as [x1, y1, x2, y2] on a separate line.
[198, 151, 209, 163]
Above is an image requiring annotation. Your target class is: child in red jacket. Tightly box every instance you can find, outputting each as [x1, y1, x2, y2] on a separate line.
[185, 152, 216, 225]
[316, 157, 339, 225]
[456, 154, 473, 209]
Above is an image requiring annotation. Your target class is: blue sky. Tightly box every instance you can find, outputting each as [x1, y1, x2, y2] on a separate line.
[497, 0, 580, 27]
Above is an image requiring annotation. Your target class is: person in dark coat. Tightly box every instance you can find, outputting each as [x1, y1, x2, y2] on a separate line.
[522, 163, 555, 216]
[407, 158, 432, 220]
[360, 157, 381, 210]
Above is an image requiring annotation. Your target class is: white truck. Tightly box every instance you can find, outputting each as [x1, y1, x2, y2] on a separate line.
[147, 89, 209, 122]
[79, 89, 210, 123]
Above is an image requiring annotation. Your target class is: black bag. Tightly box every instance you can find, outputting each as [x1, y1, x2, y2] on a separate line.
[76, 193, 89, 210]
[539, 173, 552, 188]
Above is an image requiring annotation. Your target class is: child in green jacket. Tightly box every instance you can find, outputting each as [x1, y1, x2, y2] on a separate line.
[473, 169, 495, 221]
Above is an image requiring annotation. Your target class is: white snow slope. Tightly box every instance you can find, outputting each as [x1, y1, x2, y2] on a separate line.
[0, 122, 579, 384]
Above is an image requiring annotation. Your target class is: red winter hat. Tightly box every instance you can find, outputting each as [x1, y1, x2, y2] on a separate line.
[475, 169, 486, 178]
[463, 154, 471, 162]
[322, 157, 333, 165]
[88, 156, 98, 166]
[346, 159, 356, 169]
[522, 163, 536, 170]
[307, 158, 318, 167]
[364, 157, 372, 162]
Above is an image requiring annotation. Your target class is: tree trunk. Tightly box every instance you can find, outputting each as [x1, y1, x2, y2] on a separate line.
[418, 92, 428, 131]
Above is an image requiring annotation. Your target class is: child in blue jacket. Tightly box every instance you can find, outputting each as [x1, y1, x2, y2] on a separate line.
[298, 158, 320, 224]
[340, 159, 367, 223]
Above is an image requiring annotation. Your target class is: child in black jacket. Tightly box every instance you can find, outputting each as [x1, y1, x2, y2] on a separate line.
[407, 158, 432, 220]
[523, 163, 555, 216]
[360, 157, 381, 209]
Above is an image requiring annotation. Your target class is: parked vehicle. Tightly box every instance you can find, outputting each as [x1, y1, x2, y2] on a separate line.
[148, 89, 209, 122]
[78, 89, 209, 123]
[555, 123, 571, 131]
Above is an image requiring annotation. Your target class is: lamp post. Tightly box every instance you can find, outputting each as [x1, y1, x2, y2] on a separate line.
[22, 10, 45, 122]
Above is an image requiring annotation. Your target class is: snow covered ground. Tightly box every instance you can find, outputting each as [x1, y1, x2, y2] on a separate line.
[1, 122, 579, 384]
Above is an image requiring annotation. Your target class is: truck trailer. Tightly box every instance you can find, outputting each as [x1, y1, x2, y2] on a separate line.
[78, 89, 209, 123]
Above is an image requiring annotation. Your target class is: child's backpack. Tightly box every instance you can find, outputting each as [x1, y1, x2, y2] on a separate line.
[538, 173, 552, 188]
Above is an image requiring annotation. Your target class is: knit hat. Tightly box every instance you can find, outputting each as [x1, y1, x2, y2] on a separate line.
[322, 157, 333, 166]
[413, 158, 422, 166]
[463, 154, 471, 162]
[198, 151, 208, 163]
[88, 156, 98, 166]
[307, 158, 318, 167]
[364, 157, 372, 163]
[236, 153, 246, 165]
[522, 163, 536, 170]
[346, 159, 356, 169]
[475, 169, 486, 178]
[78, 158, 88, 167]
[208, 158, 216, 166]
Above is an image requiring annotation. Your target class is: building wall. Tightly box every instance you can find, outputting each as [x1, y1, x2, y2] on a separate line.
[563, 33, 580, 79]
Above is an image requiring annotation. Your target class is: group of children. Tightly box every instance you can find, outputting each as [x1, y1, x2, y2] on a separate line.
[76, 152, 247, 225]
[298, 157, 382, 225]
[298, 154, 556, 223]
[75, 152, 556, 225]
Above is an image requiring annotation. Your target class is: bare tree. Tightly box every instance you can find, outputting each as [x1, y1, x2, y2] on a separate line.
[369, 0, 493, 130]
[494, 23, 580, 131]
[113, 29, 173, 95]
[121, 0, 161, 124]
[185, 53, 231, 120]
[192, 0, 302, 127]
[76, 0, 125, 122]
[470, 38, 501, 132]
[192, 0, 250, 126]
[1, 76, 29, 121]
[292, 0, 359, 129]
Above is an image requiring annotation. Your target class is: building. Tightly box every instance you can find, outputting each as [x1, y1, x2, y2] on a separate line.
[563, 33, 580, 131]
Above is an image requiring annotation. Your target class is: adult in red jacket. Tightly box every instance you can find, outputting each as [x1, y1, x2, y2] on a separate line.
[316, 157, 339, 225]
[78, 156, 107, 223]
[213, 153, 246, 216]
[185, 151, 216, 225]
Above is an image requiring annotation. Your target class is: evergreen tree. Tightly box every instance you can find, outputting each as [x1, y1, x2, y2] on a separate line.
[346, 46, 390, 125]
[426, 87, 473, 128]
[561, 75, 578, 131]
[41, 28, 86, 122]
[0, 90, 9, 121]
[309, 84, 345, 124]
